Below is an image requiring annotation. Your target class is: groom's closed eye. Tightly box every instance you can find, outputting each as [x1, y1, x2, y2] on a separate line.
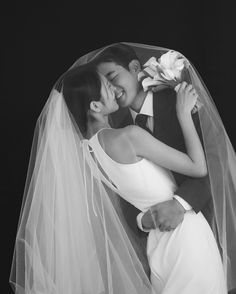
[110, 75, 118, 82]
[106, 71, 118, 82]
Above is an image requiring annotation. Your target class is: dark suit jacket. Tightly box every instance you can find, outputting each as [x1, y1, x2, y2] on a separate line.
[152, 89, 212, 216]
[108, 88, 213, 277]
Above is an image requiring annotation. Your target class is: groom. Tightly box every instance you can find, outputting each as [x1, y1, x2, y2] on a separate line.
[93, 43, 213, 276]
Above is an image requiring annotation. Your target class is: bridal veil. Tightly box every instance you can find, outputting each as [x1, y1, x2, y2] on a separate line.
[10, 43, 236, 293]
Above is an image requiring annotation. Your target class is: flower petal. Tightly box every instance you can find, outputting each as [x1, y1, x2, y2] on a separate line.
[159, 50, 183, 69]
[143, 67, 158, 77]
[162, 68, 175, 80]
[153, 72, 163, 80]
[159, 51, 172, 68]
[174, 58, 185, 70]
[138, 71, 146, 81]
[143, 57, 159, 68]
[142, 77, 162, 91]
[171, 69, 182, 80]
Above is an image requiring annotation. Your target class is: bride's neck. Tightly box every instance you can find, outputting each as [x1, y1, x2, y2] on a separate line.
[87, 115, 111, 138]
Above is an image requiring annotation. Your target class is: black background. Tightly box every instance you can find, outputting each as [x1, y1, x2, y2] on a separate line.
[3, 1, 236, 293]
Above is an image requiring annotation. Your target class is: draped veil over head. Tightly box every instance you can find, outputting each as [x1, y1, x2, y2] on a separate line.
[10, 43, 236, 293]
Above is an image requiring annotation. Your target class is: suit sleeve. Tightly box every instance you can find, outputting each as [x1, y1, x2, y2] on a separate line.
[174, 111, 212, 213]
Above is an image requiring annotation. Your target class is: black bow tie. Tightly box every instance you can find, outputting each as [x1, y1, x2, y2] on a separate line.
[135, 114, 150, 133]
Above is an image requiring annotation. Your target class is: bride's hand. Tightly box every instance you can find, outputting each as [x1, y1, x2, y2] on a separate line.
[176, 82, 198, 117]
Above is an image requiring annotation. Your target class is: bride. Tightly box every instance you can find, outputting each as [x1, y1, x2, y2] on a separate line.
[10, 43, 236, 294]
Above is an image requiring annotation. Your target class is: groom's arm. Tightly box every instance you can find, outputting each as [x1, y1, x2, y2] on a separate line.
[139, 101, 212, 232]
[173, 110, 212, 212]
[172, 72, 211, 212]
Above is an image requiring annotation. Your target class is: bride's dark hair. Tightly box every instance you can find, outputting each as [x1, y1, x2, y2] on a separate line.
[62, 65, 101, 136]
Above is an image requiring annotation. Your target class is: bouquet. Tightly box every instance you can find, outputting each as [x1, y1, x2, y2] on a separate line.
[138, 50, 200, 113]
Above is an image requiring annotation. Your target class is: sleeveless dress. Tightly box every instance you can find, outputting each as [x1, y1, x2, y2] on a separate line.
[87, 130, 227, 294]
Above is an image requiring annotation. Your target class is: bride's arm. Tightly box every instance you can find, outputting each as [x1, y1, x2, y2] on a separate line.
[127, 82, 207, 177]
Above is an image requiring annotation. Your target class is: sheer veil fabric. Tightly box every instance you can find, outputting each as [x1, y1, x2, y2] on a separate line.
[10, 43, 236, 293]
[73, 42, 236, 290]
[9, 88, 153, 294]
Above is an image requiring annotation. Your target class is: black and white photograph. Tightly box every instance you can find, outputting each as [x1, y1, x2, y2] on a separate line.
[3, 2, 236, 293]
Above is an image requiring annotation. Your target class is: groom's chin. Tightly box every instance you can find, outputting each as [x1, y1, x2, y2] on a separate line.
[118, 100, 129, 108]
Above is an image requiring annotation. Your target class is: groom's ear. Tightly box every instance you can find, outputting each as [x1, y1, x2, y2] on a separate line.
[128, 60, 141, 74]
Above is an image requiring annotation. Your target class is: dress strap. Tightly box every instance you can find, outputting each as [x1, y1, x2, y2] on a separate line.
[81, 139, 120, 194]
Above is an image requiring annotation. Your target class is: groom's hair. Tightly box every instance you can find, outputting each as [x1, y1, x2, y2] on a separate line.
[93, 43, 139, 70]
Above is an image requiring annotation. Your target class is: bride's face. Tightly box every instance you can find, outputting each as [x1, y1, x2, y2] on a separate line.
[99, 74, 119, 115]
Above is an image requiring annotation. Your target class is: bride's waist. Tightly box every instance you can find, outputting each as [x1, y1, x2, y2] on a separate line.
[122, 192, 174, 212]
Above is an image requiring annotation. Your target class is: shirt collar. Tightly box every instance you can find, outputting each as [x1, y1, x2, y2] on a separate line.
[130, 91, 153, 121]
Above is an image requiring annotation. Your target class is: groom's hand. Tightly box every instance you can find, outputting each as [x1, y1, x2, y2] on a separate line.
[141, 199, 185, 231]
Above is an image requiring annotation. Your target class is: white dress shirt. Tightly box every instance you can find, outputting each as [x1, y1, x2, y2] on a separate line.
[132, 92, 192, 232]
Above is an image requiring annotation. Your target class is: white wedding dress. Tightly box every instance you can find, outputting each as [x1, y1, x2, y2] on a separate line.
[87, 130, 227, 294]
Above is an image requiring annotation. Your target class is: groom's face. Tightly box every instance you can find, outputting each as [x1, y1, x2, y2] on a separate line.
[97, 61, 140, 108]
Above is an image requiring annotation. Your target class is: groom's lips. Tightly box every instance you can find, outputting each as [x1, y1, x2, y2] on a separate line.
[116, 90, 124, 100]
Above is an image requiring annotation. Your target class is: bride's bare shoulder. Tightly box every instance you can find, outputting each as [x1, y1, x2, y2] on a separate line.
[99, 127, 133, 146]
[105, 126, 146, 148]
[121, 125, 147, 141]
[106, 125, 143, 143]
[98, 127, 139, 164]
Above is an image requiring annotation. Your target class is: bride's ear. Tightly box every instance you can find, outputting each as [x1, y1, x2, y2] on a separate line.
[128, 60, 141, 74]
[90, 101, 102, 113]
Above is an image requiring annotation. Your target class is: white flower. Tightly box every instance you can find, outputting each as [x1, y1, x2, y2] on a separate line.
[142, 77, 163, 92]
[174, 58, 185, 70]
[140, 51, 191, 94]
[153, 71, 163, 81]
[143, 57, 159, 71]
[159, 50, 178, 68]
[161, 68, 176, 81]
[143, 66, 158, 78]
[158, 50, 185, 80]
